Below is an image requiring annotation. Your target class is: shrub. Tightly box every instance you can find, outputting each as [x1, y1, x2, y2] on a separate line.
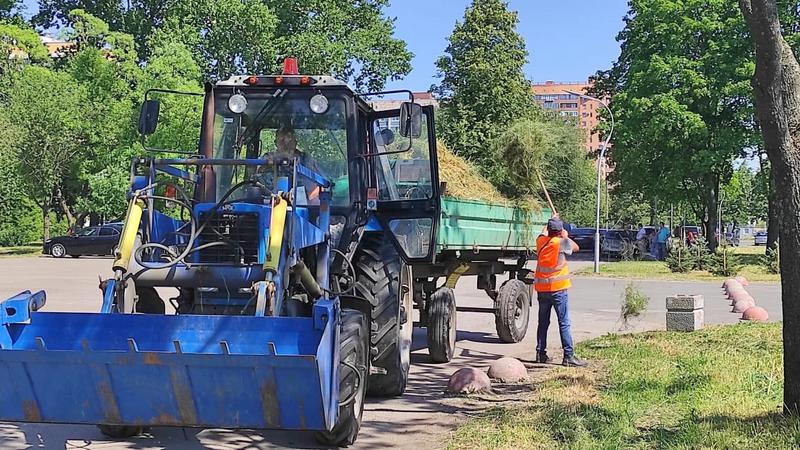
[620, 282, 649, 329]
[690, 237, 714, 271]
[665, 241, 695, 273]
[761, 242, 780, 274]
[709, 245, 742, 277]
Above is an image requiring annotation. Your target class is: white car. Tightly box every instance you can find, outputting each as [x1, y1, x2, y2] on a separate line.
[754, 231, 768, 245]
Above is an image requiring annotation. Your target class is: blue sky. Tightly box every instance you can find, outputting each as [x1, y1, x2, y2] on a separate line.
[20, 0, 629, 91]
[385, 0, 629, 91]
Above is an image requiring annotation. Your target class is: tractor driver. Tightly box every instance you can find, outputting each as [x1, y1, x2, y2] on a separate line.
[265, 126, 322, 203]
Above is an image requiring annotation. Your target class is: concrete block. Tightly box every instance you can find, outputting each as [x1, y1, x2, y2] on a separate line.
[666, 294, 704, 311]
[666, 309, 704, 331]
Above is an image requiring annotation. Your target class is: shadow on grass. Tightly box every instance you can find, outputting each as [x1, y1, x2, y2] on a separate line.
[638, 412, 800, 448]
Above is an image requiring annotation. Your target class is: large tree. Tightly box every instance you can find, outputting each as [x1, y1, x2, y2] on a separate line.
[34, 0, 411, 89]
[596, 0, 757, 250]
[0, 66, 90, 242]
[739, 0, 800, 412]
[434, 0, 536, 173]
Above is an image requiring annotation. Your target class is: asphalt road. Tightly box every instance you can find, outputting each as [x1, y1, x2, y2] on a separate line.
[0, 256, 782, 449]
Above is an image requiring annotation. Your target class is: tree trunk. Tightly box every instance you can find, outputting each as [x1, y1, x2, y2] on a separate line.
[703, 174, 720, 252]
[55, 187, 75, 227]
[41, 204, 50, 244]
[768, 175, 780, 249]
[740, 0, 800, 413]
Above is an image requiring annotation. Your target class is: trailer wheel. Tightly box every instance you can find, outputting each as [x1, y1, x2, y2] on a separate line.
[354, 235, 412, 397]
[494, 279, 530, 343]
[315, 309, 368, 447]
[427, 286, 457, 363]
[97, 425, 144, 438]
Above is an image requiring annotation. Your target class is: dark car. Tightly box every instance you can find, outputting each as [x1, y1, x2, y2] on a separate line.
[43, 225, 122, 258]
[569, 227, 603, 252]
[601, 229, 637, 259]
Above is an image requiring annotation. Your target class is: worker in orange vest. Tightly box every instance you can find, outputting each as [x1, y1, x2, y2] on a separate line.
[534, 216, 587, 367]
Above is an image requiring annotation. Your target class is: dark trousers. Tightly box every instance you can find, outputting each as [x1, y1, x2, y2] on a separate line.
[658, 242, 667, 260]
[536, 289, 574, 358]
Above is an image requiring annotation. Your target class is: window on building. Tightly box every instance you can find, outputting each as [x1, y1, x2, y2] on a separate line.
[543, 101, 557, 109]
[560, 102, 578, 109]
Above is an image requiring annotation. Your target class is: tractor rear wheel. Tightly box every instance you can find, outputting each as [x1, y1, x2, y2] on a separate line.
[354, 235, 413, 397]
[426, 286, 457, 363]
[494, 279, 530, 343]
[97, 425, 144, 438]
[315, 309, 368, 447]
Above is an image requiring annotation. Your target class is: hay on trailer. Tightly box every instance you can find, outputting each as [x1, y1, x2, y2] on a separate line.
[436, 141, 507, 204]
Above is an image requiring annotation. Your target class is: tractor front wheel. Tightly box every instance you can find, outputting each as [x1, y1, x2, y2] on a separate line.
[315, 309, 368, 447]
[354, 234, 413, 397]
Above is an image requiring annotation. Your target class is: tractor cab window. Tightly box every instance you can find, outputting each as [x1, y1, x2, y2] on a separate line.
[212, 90, 350, 206]
[372, 112, 433, 201]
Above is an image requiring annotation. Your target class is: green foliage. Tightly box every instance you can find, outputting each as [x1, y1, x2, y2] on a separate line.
[690, 237, 715, 271]
[762, 242, 781, 275]
[490, 115, 595, 222]
[35, 0, 411, 89]
[0, 21, 49, 65]
[620, 282, 649, 328]
[160, 0, 277, 80]
[434, 0, 537, 171]
[665, 241, 695, 273]
[722, 164, 768, 225]
[595, 0, 757, 244]
[709, 245, 742, 277]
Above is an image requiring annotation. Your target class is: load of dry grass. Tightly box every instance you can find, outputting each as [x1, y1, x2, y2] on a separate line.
[437, 141, 508, 203]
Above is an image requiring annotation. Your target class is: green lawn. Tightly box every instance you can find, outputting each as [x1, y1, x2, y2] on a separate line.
[448, 323, 799, 449]
[575, 245, 780, 282]
[0, 245, 41, 258]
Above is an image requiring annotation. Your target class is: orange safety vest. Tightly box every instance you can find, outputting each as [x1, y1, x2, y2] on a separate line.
[534, 235, 571, 292]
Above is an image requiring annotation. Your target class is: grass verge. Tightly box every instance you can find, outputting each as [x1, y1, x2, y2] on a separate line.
[449, 323, 800, 449]
[575, 246, 779, 282]
[0, 246, 41, 258]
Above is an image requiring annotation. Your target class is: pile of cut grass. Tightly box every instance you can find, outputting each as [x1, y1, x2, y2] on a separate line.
[437, 141, 508, 204]
[449, 323, 800, 449]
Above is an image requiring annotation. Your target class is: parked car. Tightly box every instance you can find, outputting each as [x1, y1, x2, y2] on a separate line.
[569, 227, 598, 252]
[754, 231, 768, 246]
[43, 225, 122, 258]
[601, 229, 637, 259]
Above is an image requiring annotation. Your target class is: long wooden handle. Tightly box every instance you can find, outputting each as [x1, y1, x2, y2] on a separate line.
[536, 169, 557, 215]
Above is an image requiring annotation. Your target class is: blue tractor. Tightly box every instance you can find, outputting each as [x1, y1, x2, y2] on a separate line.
[0, 58, 441, 446]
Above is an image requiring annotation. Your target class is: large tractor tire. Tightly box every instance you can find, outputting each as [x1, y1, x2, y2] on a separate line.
[494, 279, 530, 343]
[354, 235, 413, 397]
[315, 309, 368, 447]
[426, 286, 457, 363]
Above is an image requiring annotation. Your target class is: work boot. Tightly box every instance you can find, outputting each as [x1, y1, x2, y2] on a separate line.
[562, 355, 588, 367]
[536, 352, 552, 364]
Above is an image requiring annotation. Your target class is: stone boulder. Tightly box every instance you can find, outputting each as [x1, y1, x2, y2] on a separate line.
[732, 296, 756, 313]
[742, 306, 769, 322]
[735, 276, 750, 287]
[726, 284, 745, 299]
[487, 357, 528, 382]
[447, 367, 492, 394]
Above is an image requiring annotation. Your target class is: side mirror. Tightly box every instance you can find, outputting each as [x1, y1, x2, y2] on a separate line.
[399, 102, 422, 138]
[138, 100, 161, 136]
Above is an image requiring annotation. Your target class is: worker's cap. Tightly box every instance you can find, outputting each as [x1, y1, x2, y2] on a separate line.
[547, 218, 564, 233]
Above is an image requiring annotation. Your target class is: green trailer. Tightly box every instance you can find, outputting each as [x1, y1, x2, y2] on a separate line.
[410, 196, 551, 363]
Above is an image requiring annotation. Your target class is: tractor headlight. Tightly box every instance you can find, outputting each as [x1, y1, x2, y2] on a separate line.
[227, 94, 248, 114]
[310, 94, 329, 114]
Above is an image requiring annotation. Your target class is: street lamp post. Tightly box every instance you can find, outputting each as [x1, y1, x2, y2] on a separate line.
[565, 90, 614, 273]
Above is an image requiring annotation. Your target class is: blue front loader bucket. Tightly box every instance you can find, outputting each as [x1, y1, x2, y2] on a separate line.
[0, 300, 339, 431]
